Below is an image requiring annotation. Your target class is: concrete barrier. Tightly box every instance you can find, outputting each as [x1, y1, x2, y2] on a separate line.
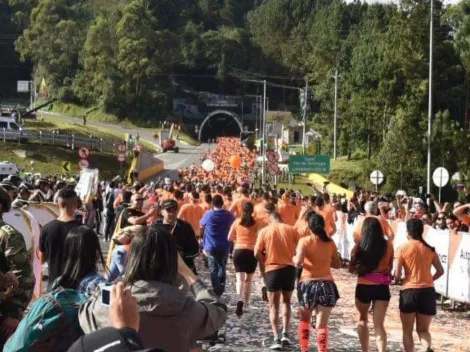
[137, 151, 165, 181]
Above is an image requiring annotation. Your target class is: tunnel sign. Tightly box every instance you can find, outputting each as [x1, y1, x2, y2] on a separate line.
[288, 155, 330, 174]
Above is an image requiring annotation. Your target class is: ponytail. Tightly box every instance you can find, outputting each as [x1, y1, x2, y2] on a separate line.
[308, 214, 332, 242]
[406, 218, 435, 252]
[240, 202, 255, 227]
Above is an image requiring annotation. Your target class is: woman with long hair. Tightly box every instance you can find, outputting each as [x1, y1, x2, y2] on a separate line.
[395, 219, 444, 352]
[349, 217, 394, 352]
[79, 224, 227, 351]
[4, 226, 107, 352]
[228, 202, 259, 317]
[293, 214, 341, 352]
[54, 225, 107, 296]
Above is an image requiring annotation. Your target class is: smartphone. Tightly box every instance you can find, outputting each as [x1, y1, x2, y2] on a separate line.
[101, 285, 112, 306]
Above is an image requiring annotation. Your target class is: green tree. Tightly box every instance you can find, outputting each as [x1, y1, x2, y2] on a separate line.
[15, 0, 89, 99]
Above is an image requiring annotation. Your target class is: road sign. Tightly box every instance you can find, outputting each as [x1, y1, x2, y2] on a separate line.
[267, 163, 282, 175]
[433, 167, 450, 203]
[266, 150, 279, 163]
[117, 153, 126, 162]
[62, 161, 71, 173]
[78, 159, 89, 170]
[370, 170, 384, 186]
[17, 81, 29, 93]
[117, 144, 126, 153]
[78, 147, 90, 159]
[288, 155, 330, 174]
[452, 172, 468, 183]
[433, 167, 449, 188]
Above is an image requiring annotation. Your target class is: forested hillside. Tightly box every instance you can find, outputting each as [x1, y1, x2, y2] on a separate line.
[3, 0, 470, 190]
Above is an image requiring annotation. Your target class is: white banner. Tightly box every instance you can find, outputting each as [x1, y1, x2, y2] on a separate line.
[447, 232, 470, 303]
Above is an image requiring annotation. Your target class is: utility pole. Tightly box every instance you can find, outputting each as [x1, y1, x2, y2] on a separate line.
[302, 78, 308, 154]
[262, 80, 267, 185]
[427, 0, 434, 195]
[333, 69, 339, 161]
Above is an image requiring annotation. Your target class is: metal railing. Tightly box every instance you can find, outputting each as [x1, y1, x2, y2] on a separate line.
[1, 128, 123, 154]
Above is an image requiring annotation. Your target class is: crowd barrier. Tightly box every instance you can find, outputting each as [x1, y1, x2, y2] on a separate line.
[333, 212, 470, 303]
[3, 203, 58, 299]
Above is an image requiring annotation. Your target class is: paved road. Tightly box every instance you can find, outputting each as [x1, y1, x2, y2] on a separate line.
[38, 111, 159, 144]
[150, 143, 211, 180]
[39, 111, 212, 179]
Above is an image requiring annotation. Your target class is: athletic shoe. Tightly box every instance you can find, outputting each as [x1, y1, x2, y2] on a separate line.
[236, 301, 244, 317]
[262, 286, 268, 302]
[269, 338, 283, 350]
[281, 333, 292, 346]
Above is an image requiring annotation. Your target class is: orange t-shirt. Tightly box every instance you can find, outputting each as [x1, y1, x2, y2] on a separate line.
[254, 223, 299, 272]
[298, 235, 339, 282]
[351, 240, 394, 285]
[228, 219, 259, 250]
[278, 203, 300, 226]
[316, 207, 336, 236]
[230, 196, 253, 218]
[295, 223, 311, 239]
[201, 202, 212, 215]
[254, 202, 271, 227]
[461, 214, 470, 227]
[396, 240, 435, 290]
[178, 203, 204, 237]
[353, 216, 394, 243]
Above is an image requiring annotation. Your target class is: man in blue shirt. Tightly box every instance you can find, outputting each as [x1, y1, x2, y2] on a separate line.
[200, 195, 235, 296]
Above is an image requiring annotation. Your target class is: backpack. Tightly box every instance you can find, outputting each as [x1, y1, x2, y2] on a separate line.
[4, 287, 87, 352]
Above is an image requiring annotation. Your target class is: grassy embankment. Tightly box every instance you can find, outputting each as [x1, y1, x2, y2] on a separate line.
[50, 102, 201, 146]
[1, 118, 128, 179]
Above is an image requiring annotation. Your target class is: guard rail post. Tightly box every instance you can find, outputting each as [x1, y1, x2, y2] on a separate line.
[100, 138, 103, 155]
[39, 130, 42, 145]
[17, 128, 21, 146]
[90, 134, 94, 150]
[2, 128, 5, 143]
[71, 134, 75, 150]
[52, 130, 55, 145]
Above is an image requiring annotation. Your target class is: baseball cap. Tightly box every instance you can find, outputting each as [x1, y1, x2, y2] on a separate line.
[162, 199, 178, 211]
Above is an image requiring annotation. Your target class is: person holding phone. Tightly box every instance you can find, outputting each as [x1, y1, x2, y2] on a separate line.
[79, 225, 227, 351]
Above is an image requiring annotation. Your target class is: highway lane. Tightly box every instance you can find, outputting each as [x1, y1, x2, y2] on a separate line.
[150, 142, 211, 180]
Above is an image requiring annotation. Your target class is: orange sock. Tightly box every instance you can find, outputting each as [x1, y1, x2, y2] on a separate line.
[317, 328, 328, 352]
[299, 320, 310, 352]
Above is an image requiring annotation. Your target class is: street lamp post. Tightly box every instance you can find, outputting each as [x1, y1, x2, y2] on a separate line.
[427, 0, 434, 195]
[333, 69, 339, 161]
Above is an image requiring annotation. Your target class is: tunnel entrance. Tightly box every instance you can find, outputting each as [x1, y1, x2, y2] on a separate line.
[198, 110, 242, 142]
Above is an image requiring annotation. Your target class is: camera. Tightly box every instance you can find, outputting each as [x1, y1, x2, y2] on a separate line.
[101, 285, 112, 306]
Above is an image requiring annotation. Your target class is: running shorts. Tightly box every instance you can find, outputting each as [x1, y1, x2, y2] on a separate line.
[233, 249, 258, 274]
[297, 280, 340, 309]
[399, 287, 437, 316]
[265, 266, 296, 292]
[355, 284, 391, 304]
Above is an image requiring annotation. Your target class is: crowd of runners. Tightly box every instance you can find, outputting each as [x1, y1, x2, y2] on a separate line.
[0, 137, 468, 351]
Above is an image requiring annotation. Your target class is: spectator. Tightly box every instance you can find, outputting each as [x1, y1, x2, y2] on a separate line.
[53, 226, 107, 297]
[39, 188, 81, 290]
[79, 226, 227, 351]
[152, 200, 200, 274]
[0, 186, 35, 345]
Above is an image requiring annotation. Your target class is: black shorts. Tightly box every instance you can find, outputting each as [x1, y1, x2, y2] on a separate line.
[399, 287, 437, 316]
[265, 266, 296, 292]
[355, 284, 391, 304]
[233, 249, 258, 274]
